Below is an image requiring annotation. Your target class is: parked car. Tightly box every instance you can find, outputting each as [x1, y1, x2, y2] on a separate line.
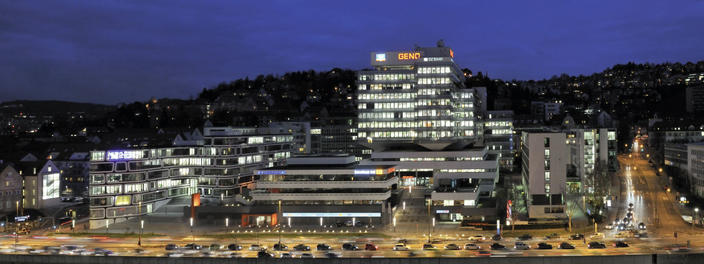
[165, 244, 178, 251]
[272, 243, 288, 251]
[518, 234, 533, 241]
[280, 252, 292, 258]
[184, 244, 202, 250]
[614, 241, 629, 248]
[464, 243, 480, 250]
[342, 243, 359, 251]
[569, 234, 584, 240]
[545, 233, 559, 239]
[492, 234, 503, 241]
[293, 244, 310, 251]
[468, 235, 486, 241]
[514, 242, 530, 250]
[227, 244, 242, 251]
[316, 244, 332, 251]
[537, 243, 553, 249]
[590, 233, 605, 239]
[444, 244, 461, 250]
[558, 242, 575, 249]
[490, 243, 506, 250]
[397, 239, 409, 244]
[423, 243, 437, 250]
[209, 244, 222, 251]
[392, 244, 409, 251]
[588, 242, 606, 249]
[249, 244, 263, 251]
[364, 243, 378, 251]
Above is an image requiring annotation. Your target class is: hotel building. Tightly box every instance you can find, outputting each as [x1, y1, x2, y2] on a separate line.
[88, 126, 293, 228]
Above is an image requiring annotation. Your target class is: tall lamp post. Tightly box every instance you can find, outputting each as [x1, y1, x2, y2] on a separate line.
[138, 220, 144, 246]
[693, 208, 699, 230]
[190, 217, 194, 243]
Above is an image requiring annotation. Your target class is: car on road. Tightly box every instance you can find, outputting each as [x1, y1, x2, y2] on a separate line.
[165, 244, 178, 250]
[614, 241, 629, 248]
[397, 239, 409, 244]
[293, 244, 310, 251]
[444, 244, 461, 250]
[490, 243, 506, 250]
[590, 232, 605, 239]
[166, 252, 184, 258]
[514, 242, 530, 250]
[629, 203, 634, 208]
[227, 244, 242, 251]
[342, 243, 359, 251]
[545, 233, 559, 239]
[492, 234, 503, 241]
[364, 243, 378, 251]
[588, 242, 606, 249]
[558, 242, 575, 249]
[604, 224, 614, 230]
[518, 234, 533, 241]
[423, 243, 437, 250]
[468, 235, 486, 241]
[537, 243, 553, 249]
[300, 253, 314, 258]
[464, 243, 480, 250]
[272, 243, 288, 251]
[316, 244, 332, 251]
[476, 250, 492, 257]
[280, 252, 292, 258]
[393, 244, 409, 251]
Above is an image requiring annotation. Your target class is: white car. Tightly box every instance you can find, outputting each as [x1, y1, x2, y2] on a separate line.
[590, 233, 605, 239]
[464, 243, 480, 250]
[393, 244, 409, 251]
[249, 244, 262, 251]
[514, 242, 530, 250]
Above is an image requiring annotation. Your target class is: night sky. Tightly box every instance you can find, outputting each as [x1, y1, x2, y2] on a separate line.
[1, 0, 703, 104]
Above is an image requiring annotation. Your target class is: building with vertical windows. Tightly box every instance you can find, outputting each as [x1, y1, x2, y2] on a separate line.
[356, 42, 499, 223]
[521, 132, 567, 219]
[357, 42, 477, 151]
[565, 128, 618, 193]
[687, 143, 704, 199]
[88, 126, 294, 228]
[484, 110, 516, 171]
[251, 155, 397, 226]
[19, 160, 61, 210]
[0, 164, 23, 215]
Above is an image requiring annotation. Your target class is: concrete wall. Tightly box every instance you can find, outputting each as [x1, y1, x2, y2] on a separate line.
[3, 253, 704, 264]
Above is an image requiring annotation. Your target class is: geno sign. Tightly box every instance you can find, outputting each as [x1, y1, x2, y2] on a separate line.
[398, 52, 421, 60]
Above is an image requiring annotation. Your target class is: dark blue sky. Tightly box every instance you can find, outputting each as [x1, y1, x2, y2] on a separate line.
[1, 0, 703, 104]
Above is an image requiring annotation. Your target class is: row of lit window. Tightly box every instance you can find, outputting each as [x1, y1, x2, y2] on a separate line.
[358, 83, 413, 91]
[358, 74, 415, 81]
[417, 67, 451, 75]
[484, 121, 513, 127]
[418, 88, 450, 96]
[418, 77, 451, 85]
[358, 92, 416, 100]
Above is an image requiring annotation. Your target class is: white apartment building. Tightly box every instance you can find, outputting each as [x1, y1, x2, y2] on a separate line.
[521, 132, 567, 219]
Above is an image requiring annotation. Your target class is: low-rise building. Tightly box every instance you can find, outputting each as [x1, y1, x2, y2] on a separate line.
[0, 164, 23, 215]
[252, 155, 397, 226]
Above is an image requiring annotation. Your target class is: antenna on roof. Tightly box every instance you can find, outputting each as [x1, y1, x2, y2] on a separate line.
[437, 39, 445, 47]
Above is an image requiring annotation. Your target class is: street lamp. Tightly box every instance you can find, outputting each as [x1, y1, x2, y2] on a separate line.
[15, 201, 18, 216]
[403, 201, 406, 211]
[138, 220, 144, 246]
[694, 208, 700, 230]
[226, 217, 229, 228]
[393, 217, 396, 232]
[189, 217, 194, 242]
